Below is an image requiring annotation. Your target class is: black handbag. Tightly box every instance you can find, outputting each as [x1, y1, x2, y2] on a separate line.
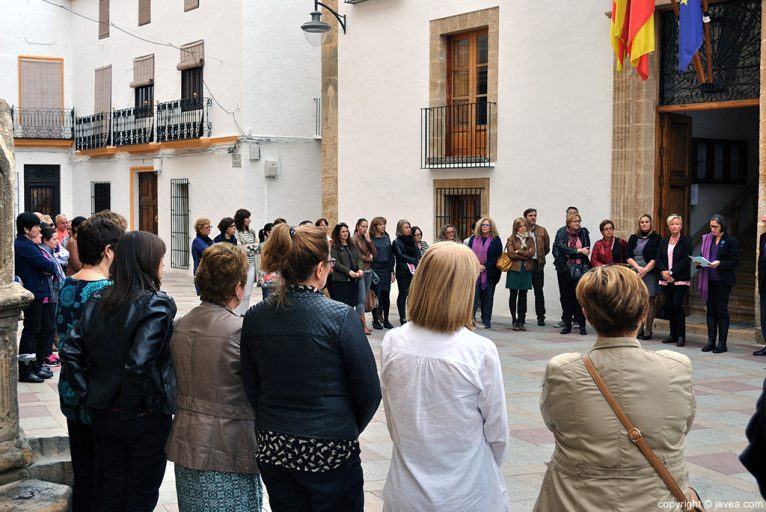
[567, 262, 589, 282]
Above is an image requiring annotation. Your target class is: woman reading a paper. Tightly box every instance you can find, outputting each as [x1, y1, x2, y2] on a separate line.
[697, 214, 740, 354]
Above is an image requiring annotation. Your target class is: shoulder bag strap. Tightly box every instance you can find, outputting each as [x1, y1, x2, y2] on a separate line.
[582, 355, 694, 509]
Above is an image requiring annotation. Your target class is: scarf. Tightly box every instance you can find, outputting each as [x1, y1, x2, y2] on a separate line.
[697, 233, 713, 299]
[566, 228, 582, 265]
[472, 236, 491, 290]
[515, 231, 530, 243]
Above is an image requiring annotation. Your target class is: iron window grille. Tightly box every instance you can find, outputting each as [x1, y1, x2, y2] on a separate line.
[91, 182, 111, 214]
[434, 187, 484, 240]
[170, 178, 190, 270]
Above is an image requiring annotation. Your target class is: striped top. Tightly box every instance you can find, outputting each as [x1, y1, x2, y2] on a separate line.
[236, 229, 258, 266]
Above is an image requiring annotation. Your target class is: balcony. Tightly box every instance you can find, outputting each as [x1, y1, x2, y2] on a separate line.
[112, 106, 154, 146]
[74, 113, 111, 151]
[420, 101, 495, 169]
[11, 107, 74, 139]
[156, 98, 212, 142]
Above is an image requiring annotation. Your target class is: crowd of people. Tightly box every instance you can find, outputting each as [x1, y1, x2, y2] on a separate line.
[11, 205, 766, 512]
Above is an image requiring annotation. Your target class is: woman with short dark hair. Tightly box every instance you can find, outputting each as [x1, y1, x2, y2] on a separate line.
[234, 209, 258, 314]
[65, 216, 87, 276]
[168, 243, 262, 511]
[56, 215, 124, 511]
[241, 223, 381, 511]
[213, 217, 238, 245]
[697, 213, 740, 353]
[590, 219, 628, 267]
[61, 231, 176, 511]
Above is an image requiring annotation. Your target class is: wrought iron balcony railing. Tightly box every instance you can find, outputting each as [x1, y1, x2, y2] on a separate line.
[11, 107, 74, 139]
[156, 98, 212, 142]
[421, 101, 495, 169]
[112, 106, 154, 146]
[74, 113, 111, 151]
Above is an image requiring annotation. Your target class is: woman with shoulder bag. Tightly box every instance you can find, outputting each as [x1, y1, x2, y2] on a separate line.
[552, 212, 590, 335]
[505, 218, 535, 331]
[534, 265, 701, 512]
[352, 218, 377, 335]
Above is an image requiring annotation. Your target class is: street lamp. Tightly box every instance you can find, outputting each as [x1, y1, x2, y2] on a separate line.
[301, 1, 346, 47]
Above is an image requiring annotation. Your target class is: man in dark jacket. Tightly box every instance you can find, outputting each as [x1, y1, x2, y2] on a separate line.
[14, 212, 60, 383]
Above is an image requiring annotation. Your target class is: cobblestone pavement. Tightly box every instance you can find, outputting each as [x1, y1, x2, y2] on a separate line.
[18, 271, 766, 511]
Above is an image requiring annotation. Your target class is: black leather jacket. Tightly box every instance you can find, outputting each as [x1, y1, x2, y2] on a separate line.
[61, 290, 177, 419]
[552, 227, 591, 272]
[240, 287, 381, 440]
[392, 235, 420, 275]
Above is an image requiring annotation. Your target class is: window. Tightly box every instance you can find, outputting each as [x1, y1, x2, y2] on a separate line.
[139, 0, 151, 26]
[94, 65, 112, 113]
[170, 179, 190, 269]
[19, 57, 63, 111]
[448, 30, 488, 124]
[433, 178, 489, 240]
[692, 138, 747, 184]
[99, 0, 110, 39]
[131, 55, 154, 117]
[178, 41, 204, 109]
[184, 0, 199, 12]
[91, 182, 111, 213]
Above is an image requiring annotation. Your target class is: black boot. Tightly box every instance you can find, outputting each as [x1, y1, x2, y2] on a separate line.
[578, 323, 587, 336]
[19, 364, 43, 384]
[713, 317, 729, 353]
[702, 316, 717, 352]
[372, 308, 383, 330]
[560, 323, 572, 335]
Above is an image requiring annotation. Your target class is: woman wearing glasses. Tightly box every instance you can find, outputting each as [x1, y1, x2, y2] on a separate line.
[552, 212, 590, 335]
[241, 223, 381, 511]
[468, 217, 503, 329]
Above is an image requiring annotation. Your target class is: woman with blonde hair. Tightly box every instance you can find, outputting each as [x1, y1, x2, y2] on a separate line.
[168, 243, 262, 511]
[392, 219, 420, 325]
[552, 211, 590, 335]
[468, 217, 503, 329]
[656, 214, 693, 347]
[240, 223, 381, 511]
[191, 218, 213, 295]
[437, 224, 459, 242]
[381, 242, 509, 511]
[506, 217, 535, 331]
[534, 265, 697, 511]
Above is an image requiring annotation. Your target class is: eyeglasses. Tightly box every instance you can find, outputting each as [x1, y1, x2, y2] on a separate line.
[480, 223, 491, 227]
[326, 258, 337, 268]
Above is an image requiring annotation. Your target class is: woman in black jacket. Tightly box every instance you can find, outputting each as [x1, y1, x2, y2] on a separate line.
[61, 231, 176, 511]
[392, 219, 420, 325]
[552, 212, 591, 335]
[697, 214, 740, 353]
[626, 214, 662, 340]
[330, 223, 364, 308]
[240, 224, 381, 512]
[655, 214, 693, 347]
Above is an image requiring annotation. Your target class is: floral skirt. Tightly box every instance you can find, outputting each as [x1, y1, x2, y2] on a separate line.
[175, 465, 263, 512]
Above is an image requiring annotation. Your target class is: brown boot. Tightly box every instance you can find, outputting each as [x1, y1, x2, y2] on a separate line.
[360, 314, 372, 335]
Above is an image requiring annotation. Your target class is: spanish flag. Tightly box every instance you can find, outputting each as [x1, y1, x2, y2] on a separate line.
[611, 0, 655, 80]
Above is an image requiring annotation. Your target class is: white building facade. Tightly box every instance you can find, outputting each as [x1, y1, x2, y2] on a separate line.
[3, 0, 322, 270]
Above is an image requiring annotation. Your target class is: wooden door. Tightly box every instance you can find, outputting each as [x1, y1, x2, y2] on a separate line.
[656, 114, 692, 237]
[138, 172, 158, 234]
[447, 30, 488, 158]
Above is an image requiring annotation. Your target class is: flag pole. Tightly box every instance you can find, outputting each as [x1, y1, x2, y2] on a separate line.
[669, 0, 707, 84]
[701, 0, 714, 83]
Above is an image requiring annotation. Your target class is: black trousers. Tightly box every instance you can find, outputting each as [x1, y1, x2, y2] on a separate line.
[258, 454, 364, 512]
[557, 272, 584, 327]
[531, 262, 546, 321]
[761, 293, 766, 343]
[90, 411, 171, 512]
[68, 419, 96, 512]
[18, 298, 55, 367]
[373, 285, 391, 322]
[706, 280, 732, 321]
[663, 284, 688, 339]
[473, 281, 497, 326]
[396, 272, 412, 321]
[508, 289, 528, 323]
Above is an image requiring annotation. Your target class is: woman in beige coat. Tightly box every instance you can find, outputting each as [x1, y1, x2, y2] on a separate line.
[166, 243, 261, 511]
[534, 265, 697, 511]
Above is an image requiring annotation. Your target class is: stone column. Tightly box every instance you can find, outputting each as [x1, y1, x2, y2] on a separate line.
[0, 100, 34, 473]
[321, 0, 339, 227]
[610, 58, 659, 241]
[756, 0, 766, 343]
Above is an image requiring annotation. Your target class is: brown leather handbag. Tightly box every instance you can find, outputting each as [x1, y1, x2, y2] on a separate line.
[582, 355, 706, 511]
[496, 251, 512, 272]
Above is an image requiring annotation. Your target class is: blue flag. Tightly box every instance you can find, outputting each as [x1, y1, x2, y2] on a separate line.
[679, 0, 703, 72]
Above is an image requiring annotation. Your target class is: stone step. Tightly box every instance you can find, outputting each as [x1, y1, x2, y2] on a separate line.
[0, 479, 71, 512]
[654, 317, 760, 343]
[0, 437, 72, 487]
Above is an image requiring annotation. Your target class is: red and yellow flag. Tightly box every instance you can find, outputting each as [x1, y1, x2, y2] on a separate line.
[611, 0, 655, 80]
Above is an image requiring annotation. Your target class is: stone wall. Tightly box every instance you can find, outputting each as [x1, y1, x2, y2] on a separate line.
[321, 0, 339, 227]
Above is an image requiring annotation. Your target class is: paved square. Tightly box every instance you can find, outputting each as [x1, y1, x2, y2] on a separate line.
[19, 272, 766, 511]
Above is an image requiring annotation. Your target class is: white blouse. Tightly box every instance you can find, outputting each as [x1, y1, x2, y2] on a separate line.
[381, 323, 510, 512]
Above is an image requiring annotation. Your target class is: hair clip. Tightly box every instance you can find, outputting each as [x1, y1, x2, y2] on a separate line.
[289, 226, 296, 238]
